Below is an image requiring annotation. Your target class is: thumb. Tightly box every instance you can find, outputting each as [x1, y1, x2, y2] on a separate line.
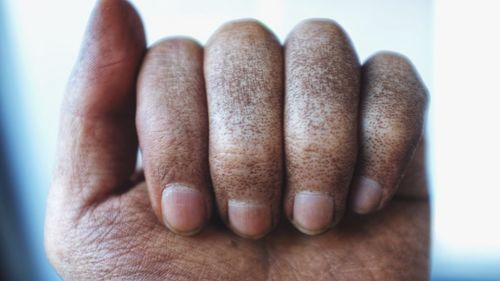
[50, 0, 146, 214]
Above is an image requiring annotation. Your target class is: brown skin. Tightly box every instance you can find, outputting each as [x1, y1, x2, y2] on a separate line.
[205, 20, 284, 238]
[351, 52, 428, 213]
[137, 38, 212, 235]
[284, 19, 360, 233]
[45, 0, 429, 280]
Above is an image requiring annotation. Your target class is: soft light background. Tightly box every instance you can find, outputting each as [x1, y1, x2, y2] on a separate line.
[0, 0, 498, 280]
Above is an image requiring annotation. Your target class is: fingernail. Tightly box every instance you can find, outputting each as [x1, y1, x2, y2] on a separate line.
[351, 177, 383, 214]
[162, 184, 207, 235]
[293, 192, 334, 235]
[228, 200, 272, 239]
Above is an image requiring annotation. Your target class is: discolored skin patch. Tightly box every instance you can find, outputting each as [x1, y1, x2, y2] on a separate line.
[204, 20, 284, 228]
[355, 52, 428, 210]
[136, 38, 211, 230]
[284, 19, 360, 228]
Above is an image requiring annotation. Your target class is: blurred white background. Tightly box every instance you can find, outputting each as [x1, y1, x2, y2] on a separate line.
[1, 0, 498, 280]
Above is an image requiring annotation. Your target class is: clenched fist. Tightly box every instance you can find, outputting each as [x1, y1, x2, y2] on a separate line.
[45, 0, 429, 280]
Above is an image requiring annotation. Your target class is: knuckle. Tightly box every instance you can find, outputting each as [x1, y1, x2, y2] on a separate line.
[207, 18, 277, 46]
[150, 36, 202, 54]
[212, 144, 278, 169]
[287, 130, 355, 159]
[366, 51, 428, 109]
[364, 116, 423, 157]
[210, 144, 282, 187]
[287, 18, 350, 46]
[370, 50, 412, 66]
[293, 18, 344, 34]
[218, 18, 268, 34]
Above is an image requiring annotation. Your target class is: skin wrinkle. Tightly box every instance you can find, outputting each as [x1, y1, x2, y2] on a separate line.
[396, 138, 428, 198]
[205, 20, 284, 227]
[284, 19, 360, 228]
[50, 0, 146, 217]
[268, 198, 428, 280]
[49, 159, 430, 281]
[67, 4, 145, 119]
[77, 190, 177, 280]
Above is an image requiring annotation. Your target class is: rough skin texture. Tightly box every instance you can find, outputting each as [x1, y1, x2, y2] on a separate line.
[45, 0, 430, 280]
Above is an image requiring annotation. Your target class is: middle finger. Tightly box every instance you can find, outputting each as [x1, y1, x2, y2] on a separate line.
[205, 20, 284, 239]
[284, 19, 360, 235]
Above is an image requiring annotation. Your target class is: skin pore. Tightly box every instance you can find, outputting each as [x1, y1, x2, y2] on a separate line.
[45, 0, 429, 280]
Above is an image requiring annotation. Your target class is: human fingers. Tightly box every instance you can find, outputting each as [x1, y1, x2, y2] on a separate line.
[350, 52, 428, 214]
[284, 19, 360, 235]
[136, 38, 210, 235]
[205, 20, 284, 239]
[49, 0, 145, 211]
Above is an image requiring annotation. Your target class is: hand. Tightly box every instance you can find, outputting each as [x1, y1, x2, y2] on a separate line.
[45, 0, 429, 280]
